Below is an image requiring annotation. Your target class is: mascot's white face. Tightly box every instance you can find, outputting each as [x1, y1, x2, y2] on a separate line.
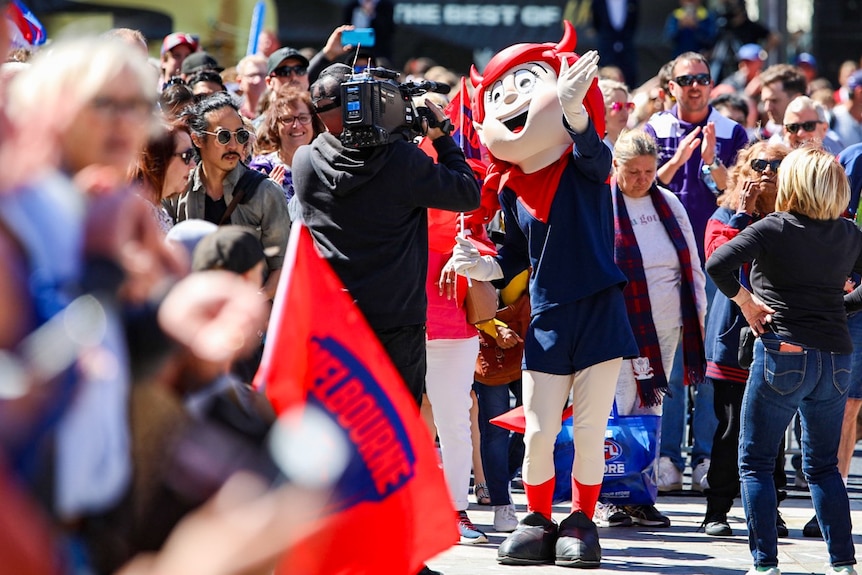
[474, 61, 571, 166]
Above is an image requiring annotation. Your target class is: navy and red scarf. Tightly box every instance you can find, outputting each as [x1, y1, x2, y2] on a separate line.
[613, 182, 706, 407]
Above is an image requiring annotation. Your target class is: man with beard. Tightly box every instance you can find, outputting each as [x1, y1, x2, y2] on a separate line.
[165, 92, 291, 299]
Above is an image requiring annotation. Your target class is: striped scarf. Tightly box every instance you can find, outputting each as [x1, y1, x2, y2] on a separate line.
[613, 183, 706, 407]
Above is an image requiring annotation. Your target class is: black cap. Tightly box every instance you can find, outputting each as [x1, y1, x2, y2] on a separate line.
[310, 63, 353, 106]
[192, 226, 271, 274]
[182, 51, 224, 75]
[266, 47, 310, 75]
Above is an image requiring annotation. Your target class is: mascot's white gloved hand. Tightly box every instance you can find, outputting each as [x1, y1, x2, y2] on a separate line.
[448, 236, 503, 281]
[556, 50, 600, 133]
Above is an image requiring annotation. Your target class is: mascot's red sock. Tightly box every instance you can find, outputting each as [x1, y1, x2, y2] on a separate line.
[524, 478, 555, 519]
[572, 478, 602, 520]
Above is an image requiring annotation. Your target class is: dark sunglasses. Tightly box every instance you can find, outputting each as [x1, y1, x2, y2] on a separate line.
[313, 96, 341, 114]
[784, 121, 820, 133]
[271, 65, 308, 78]
[202, 128, 251, 145]
[609, 102, 635, 112]
[173, 148, 196, 165]
[673, 73, 711, 87]
[750, 158, 782, 173]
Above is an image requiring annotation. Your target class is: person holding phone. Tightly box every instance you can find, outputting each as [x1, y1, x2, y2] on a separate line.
[342, 0, 395, 60]
[706, 147, 862, 575]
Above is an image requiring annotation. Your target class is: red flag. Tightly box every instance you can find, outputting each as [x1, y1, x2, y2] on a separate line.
[491, 405, 574, 434]
[254, 224, 457, 575]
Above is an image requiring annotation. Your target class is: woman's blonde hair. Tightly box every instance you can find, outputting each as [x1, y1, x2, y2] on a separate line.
[776, 146, 850, 220]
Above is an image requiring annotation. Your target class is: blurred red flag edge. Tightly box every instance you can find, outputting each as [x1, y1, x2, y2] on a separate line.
[490, 405, 574, 434]
[254, 224, 456, 575]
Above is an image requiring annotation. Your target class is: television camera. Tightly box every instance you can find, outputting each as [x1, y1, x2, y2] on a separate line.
[340, 67, 453, 148]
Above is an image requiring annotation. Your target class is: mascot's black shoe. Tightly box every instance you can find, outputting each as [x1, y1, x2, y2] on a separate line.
[555, 510, 601, 568]
[496, 511, 558, 565]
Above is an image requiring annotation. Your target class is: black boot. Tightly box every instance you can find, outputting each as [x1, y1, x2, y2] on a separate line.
[497, 511, 557, 565]
[554, 510, 601, 568]
[703, 498, 732, 536]
[803, 515, 822, 538]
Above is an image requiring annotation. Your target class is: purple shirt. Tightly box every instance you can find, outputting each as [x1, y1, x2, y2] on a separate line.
[644, 105, 749, 262]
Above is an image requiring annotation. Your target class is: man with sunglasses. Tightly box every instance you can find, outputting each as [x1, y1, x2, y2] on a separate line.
[266, 47, 311, 93]
[165, 92, 291, 300]
[779, 95, 843, 154]
[644, 51, 748, 496]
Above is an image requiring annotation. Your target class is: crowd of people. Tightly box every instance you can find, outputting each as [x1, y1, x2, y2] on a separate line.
[2, 0, 862, 574]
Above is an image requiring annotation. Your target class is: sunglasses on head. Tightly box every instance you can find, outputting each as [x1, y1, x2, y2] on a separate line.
[174, 148, 195, 165]
[271, 65, 308, 78]
[750, 158, 782, 173]
[609, 102, 635, 112]
[673, 73, 711, 87]
[784, 121, 820, 133]
[202, 128, 251, 145]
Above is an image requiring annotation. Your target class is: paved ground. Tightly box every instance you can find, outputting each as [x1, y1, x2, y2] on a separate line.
[426, 458, 862, 575]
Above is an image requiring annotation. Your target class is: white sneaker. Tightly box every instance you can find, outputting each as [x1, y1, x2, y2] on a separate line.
[493, 503, 518, 532]
[657, 456, 683, 492]
[826, 565, 858, 575]
[746, 567, 780, 575]
[692, 459, 711, 492]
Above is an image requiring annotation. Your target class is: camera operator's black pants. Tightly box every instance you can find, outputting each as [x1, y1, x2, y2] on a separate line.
[375, 323, 427, 408]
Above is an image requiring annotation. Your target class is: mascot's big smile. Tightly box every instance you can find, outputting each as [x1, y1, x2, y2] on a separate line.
[502, 108, 529, 133]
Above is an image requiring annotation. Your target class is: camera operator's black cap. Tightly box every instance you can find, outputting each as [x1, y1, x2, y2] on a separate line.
[267, 47, 310, 75]
[310, 63, 353, 108]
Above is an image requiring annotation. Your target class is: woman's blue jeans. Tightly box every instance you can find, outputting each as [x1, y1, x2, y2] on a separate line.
[739, 334, 855, 568]
[473, 379, 524, 506]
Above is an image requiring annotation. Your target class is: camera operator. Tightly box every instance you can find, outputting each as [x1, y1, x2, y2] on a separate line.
[293, 63, 480, 410]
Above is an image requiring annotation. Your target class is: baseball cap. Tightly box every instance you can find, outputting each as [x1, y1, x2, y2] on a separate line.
[795, 52, 817, 68]
[737, 43, 766, 62]
[182, 51, 224, 75]
[161, 32, 198, 56]
[165, 219, 218, 258]
[192, 226, 275, 274]
[848, 70, 862, 91]
[266, 47, 310, 75]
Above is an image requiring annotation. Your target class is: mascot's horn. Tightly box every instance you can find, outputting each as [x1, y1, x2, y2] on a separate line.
[554, 20, 577, 55]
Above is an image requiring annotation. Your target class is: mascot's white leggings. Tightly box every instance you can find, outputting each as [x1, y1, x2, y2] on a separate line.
[521, 358, 623, 487]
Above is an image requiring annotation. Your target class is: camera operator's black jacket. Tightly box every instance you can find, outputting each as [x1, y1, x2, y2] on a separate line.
[293, 132, 480, 331]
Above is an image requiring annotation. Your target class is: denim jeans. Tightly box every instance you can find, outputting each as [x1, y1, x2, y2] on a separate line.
[660, 277, 717, 471]
[740, 334, 855, 568]
[659, 340, 718, 470]
[473, 379, 524, 506]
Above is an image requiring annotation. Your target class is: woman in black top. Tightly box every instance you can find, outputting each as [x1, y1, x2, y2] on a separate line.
[706, 147, 862, 575]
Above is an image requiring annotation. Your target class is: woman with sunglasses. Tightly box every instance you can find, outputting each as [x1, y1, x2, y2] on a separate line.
[707, 146, 862, 575]
[131, 121, 197, 234]
[249, 85, 326, 205]
[700, 141, 790, 538]
[599, 79, 634, 150]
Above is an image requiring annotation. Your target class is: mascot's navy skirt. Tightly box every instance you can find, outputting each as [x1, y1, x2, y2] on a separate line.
[523, 285, 637, 375]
